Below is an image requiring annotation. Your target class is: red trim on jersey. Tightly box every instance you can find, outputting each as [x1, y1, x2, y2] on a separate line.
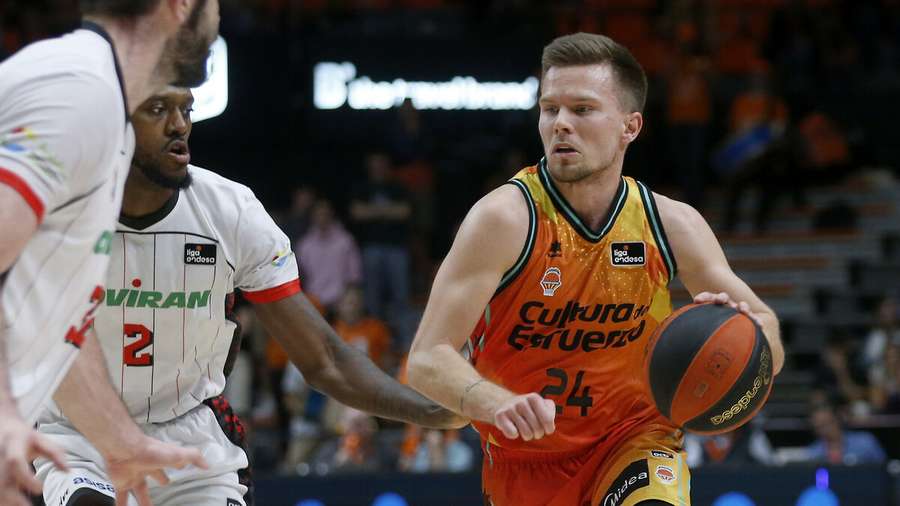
[0, 167, 45, 223]
[242, 278, 301, 303]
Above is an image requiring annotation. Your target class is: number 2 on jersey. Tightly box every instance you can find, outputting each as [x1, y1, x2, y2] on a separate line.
[539, 368, 594, 416]
[123, 323, 154, 366]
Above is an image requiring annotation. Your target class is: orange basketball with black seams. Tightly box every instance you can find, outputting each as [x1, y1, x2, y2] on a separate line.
[643, 303, 773, 435]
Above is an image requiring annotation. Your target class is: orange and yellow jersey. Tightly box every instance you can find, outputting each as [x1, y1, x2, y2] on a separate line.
[469, 160, 679, 456]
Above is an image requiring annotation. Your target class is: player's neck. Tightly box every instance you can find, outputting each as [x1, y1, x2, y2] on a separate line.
[121, 173, 176, 219]
[553, 162, 624, 232]
[86, 16, 171, 116]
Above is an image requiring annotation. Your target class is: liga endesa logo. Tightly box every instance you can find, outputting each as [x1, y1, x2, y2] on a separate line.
[610, 242, 646, 267]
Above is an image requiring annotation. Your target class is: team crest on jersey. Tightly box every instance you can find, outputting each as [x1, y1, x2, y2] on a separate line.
[655, 465, 676, 485]
[539, 267, 562, 296]
[185, 243, 217, 264]
[611, 242, 645, 267]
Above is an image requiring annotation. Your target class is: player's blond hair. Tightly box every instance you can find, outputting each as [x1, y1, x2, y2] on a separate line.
[541, 32, 648, 113]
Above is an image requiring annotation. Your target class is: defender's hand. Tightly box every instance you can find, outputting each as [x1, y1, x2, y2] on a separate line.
[493, 393, 556, 441]
[0, 411, 68, 506]
[105, 435, 208, 506]
[694, 291, 764, 327]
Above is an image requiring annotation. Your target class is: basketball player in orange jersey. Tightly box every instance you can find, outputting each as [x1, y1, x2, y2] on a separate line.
[407, 32, 785, 506]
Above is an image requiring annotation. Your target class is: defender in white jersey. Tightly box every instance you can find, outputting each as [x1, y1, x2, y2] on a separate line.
[37, 87, 465, 506]
[0, 1, 220, 504]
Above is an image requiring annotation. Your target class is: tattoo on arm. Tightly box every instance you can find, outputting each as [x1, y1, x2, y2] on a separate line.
[460, 378, 486, 414]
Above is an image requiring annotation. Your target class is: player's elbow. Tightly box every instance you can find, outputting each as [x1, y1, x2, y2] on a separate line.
[300, 359, 342, 395]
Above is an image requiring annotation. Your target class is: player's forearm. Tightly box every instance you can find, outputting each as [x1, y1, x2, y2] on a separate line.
[256, 295, 465, 428]
[407, 343, 513, 423]
[311, 339, 464, 428]
[54, 330, 144, 460]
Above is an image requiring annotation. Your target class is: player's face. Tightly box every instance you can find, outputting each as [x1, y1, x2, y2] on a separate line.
[538, 64, 641, 183]
[131, 87, 194, 189]
[162, 0, 220, 87]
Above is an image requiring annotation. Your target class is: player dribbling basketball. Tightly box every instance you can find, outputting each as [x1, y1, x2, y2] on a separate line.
[407, 33, 785, 506]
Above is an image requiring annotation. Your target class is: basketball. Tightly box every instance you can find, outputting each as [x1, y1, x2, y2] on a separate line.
[643, 303, 774, 435]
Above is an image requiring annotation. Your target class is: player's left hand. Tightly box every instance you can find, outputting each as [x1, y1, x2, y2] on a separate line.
[693, 291, 764, 328]
[105, 435, 208, 506]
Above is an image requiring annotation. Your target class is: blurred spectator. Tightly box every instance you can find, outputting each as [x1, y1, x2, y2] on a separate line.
[805, 402, 886, 465]
[763, 0, 817, 106]
[796, 111, 851, 179]
[280, 362, 320, 474]
[714, 17, 765, 75]
[665, 46, 713, 208]
[684, 422, 774, 468]
[868, 341, 900, 414]
[281, 185, 317, 246]
[716, 63, 796, 233]
[311, 408, 384, 474]
[398, 426, 474, 473]
[860, 296, 900, 370]
[281, 362, 347, 474]
[334, 286, 393, 370]
[814, 330, 870, 418]
[350, 153, 414, 344]
[297, 199, 363, 311]
[388, 98, 432, 165]
[726, 63, 789, 138]
[815, 7, 860, 94]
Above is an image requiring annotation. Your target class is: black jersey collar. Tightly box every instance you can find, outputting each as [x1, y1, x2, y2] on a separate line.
[119, 190, 179, 230]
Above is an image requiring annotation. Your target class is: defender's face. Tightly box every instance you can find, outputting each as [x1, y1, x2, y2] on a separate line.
[538, 64, 636, 183]
[131, 87, 194, 188]
[164, 0, 220, 87]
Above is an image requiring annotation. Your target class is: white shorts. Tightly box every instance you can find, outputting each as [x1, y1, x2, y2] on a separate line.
[36, 399, 250, 506]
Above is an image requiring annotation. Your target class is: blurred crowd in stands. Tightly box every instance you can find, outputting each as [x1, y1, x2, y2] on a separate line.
[4, 0, 900, 476]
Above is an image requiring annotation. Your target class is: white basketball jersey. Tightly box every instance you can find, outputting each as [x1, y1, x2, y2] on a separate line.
[94, 166, 298, 423]
[0, 25, 133, 423]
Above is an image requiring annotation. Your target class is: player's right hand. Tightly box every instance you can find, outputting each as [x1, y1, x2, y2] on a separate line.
[105, 434, 208, 506]
[0, 410, 68, 506]
[492, 393, 556, 441]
